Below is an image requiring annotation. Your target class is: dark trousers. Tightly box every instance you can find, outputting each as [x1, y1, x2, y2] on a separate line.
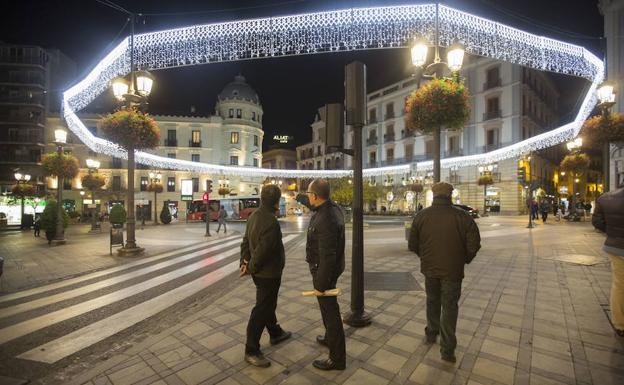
[316, 284, 346, 364]
[541, 211, 548, 222]
[217, 220, 226, 233]
[245, 275, 282, 354]
[425, 277, 462, 356]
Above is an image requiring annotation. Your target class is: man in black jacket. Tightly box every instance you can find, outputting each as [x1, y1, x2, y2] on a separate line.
[240, 184, 291, 367]
[409, 182, 481, 363]
[298, 178, 346, 371]
[592, 181, 624, 337]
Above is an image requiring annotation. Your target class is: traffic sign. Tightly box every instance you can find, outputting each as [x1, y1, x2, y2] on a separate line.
[517, 167, 526, 183]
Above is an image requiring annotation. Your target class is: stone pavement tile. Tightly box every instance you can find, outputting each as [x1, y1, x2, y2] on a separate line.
[408, 363, 455, 385]
[278, 372, 318, 385]
[157, 345, 197, 369]
[531, 351, 575, 380]
[375, 313, 401, 328]
[175, 360, 220, 385]
[533, 309, 566, 325]
[218, 345, 242, 366]
[280, 302, 307, 314]
[495, 303, 524, 316]
[466, 380, 486, 385]
[149, 336, 182, 354]
[351, 323, 387, 341]
[529, 373, 569, 385]
[531, 335, 571, 356]
[385, 333, 422, 353]
[402, 319, 427, 336]
[486, 325, 520, 344]
[222, 297, 248, 309]
[589, 364, 624, 385]
[198, 332, 234, 351]
[214, 378, 241, 385]
[180, 320, 212, 338]
[461, 306, 486, 320]
[343, 368, 389, 385]
[480, 339, 518, 363]
[583, 345, 624, 368]
[368, 348, 408, 374]
[533, 320, 569, 339]
[457, 319, 480, 334]
[241, 360, 285, 384]
[491, 312, 523, 329]
[213, 313, 242, 325]
[472, 357, 515, 385]
[462, 299, 489, 310]
[385, 303, 413, 315]
[107, 361, 157, 385]
[365, 298, 386, 309]
[346, 338, 373, 358]
[229, 321, 248, 337]
[275, 340, 312, 362]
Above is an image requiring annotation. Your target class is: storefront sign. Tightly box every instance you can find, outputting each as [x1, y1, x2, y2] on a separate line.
[273, 135, 293, 143]
[136, 199, 149, 205]
[181, 179, 193, 201]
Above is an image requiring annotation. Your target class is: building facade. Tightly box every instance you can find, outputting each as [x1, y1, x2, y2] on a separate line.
[296, 106, 344, 171]
[40, 75, 264, 222]
[0, 44, 76, 193]
[340, 56, 562, 214]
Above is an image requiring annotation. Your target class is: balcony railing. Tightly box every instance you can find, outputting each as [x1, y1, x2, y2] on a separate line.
[189, 140, 202, 147]
[368, 116, 377, 124]
[384, 113, 395, 120]
[0, 134, 44, 144]
[381, 159, 396, 166]
[483, 110, 502, 121]
[164, 138, 177, 147]
[384, 133, 395, 142]
[366, 137, 378, 146]
[483, 78, 501, 91]
[0, 154, 41, 163]
[368, 161, 377, 167]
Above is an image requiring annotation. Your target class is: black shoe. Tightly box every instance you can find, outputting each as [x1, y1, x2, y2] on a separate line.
[424, 327, 438, 344]
[616, 329, 624, 338]
[245, 353, 271, 368]
[313, 358, 345, 371]
[316, 335, 328, 347]
[270, 331, 292, 345]
[441, 354, 456, 363]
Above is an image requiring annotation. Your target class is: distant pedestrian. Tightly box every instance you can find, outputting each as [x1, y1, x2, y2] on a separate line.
[592, 182, 624, 338]
[418, 203, 423, 212]
[33, 217, 41, 237]
[409, 182, 481, 363]
[240, 184, 291, 367]
[539, 200, 550, 223]
[217, 205, 227, 233]
[530, 199, 539, 220]
[553, 202, 558, 216]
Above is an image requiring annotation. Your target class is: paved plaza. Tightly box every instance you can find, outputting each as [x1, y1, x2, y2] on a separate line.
[0, 216, 623, 385]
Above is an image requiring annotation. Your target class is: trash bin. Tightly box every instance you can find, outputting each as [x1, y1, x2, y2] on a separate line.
[405, 220, 412, 241]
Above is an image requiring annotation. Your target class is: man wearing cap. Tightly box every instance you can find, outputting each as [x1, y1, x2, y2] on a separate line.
[408, 182, 481, 363]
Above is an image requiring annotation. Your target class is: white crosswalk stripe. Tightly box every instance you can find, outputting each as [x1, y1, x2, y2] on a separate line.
[0, 233, 301, 365]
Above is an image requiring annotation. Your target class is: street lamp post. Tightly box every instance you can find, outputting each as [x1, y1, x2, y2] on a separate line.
[566, 137, 583, 220]
[53, 129, 67, 243]
[110, 30, 155, 253]
[86, 158, 101, 232]
[14, 172, 31, 229]
[596, 81, 616, 192]
[410, 4, 465, 182]
[478, 165, 494, 217]
[149, 171, 162, 224]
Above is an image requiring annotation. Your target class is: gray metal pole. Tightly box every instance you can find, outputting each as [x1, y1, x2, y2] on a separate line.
[344, 61, 371, 327]
[55, 144, 65, 242]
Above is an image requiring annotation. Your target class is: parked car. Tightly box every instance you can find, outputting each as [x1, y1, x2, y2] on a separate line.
[453, 204, 479, 218]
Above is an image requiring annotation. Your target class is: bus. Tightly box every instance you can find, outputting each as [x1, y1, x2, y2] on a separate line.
[187, 196, 260, 221]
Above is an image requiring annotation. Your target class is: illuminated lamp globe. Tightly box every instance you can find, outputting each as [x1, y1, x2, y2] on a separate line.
[135, 70, 154, 96]
[411, 39, 428, 67]
[111, 76, 129, 100]
[597, 82, 615, 104]
[447, 41, 465, 72]
[54, 129, 67, 144]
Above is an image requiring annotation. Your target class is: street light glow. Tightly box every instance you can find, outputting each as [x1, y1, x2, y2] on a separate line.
[447, 41, 465, 72]
[597, 82, 615, 104]
[411, 40, 428, 67]
[54, 129, 68, 144]
[135, 70, 154, 96]
[111, 77, 129, 100]
[14, 173, 22, 181]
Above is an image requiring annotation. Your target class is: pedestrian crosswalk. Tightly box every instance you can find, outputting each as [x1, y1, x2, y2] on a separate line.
[0, 233, 301, 365]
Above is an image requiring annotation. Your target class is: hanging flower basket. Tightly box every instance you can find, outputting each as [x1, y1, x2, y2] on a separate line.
[81, 173, 106, 191]
[560, 153, 590, 172]
[146, 182, 164, 193]
[410, 183, 424, 193]
[477, 175, 494, 186]
[405, 78, 470, 134]
[42, 152, 80, 178]
[100, 107, 160, 150]
[582, 113, 624, 145]
[218, 187, 231, 196]
[11, 183, 36, 197]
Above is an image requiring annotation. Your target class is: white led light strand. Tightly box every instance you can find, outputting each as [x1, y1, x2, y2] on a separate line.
[62, 3, 604, 178]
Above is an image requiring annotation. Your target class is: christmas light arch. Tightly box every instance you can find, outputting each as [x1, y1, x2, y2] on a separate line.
[63, 3, 604, 178]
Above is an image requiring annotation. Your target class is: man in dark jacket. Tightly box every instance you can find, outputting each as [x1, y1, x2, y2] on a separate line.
[240, 185, 291, 367]
[592, 183, 624, 337]
[408, 182, 481, 362]
[297, 178, 346, 371]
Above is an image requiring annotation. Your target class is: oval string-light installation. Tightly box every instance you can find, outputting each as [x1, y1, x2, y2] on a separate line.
[62, 3, 604, 179]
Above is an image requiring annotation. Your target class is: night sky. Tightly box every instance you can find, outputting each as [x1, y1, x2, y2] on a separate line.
[2, 0, 604, 150]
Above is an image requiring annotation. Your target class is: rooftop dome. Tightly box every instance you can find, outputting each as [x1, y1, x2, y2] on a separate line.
[217, 74, 260, 105]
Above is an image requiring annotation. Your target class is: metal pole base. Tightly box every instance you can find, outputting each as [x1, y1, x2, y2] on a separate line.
[343, 310, 372, 327]
[50, 238, 66, 246]
[118, 246, 145, 256]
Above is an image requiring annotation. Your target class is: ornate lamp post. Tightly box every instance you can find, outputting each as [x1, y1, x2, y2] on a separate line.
[409, 8, 466, 183]
[148, 171, 162, 224]
[565, 137, 584, 220]
[596, 81, 616, 192]
[86, 158, 101, 232]
[53, 129, 67, 243]
[14, 172, 31, 229]
[478, 165, 494, 217]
